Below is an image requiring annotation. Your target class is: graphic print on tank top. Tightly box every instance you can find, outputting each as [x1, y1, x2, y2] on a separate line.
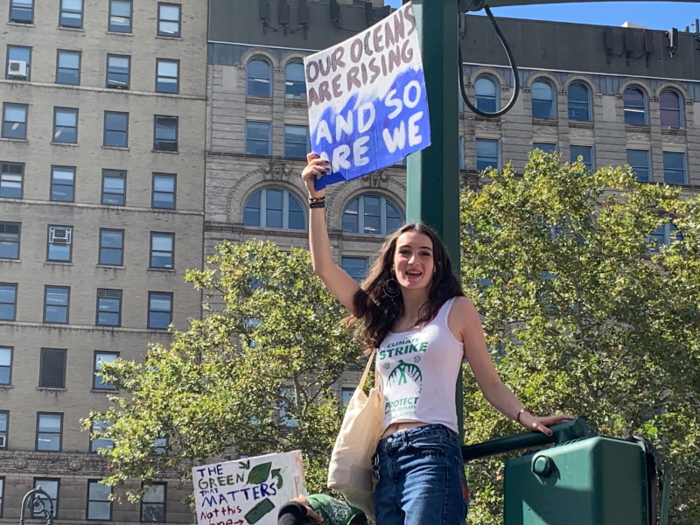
[379, 336, 429, 421]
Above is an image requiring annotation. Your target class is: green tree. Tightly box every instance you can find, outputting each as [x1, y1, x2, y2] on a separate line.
[460, 151, 700, 525]
[85, 241, 362, 500]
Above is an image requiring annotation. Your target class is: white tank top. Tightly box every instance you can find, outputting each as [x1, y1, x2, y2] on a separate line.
[376, 297, 464, 434]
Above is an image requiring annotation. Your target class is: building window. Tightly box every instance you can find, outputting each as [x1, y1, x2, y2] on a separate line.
[475, 76, 498, 113]
[10, 0, 34, 23]
[567, 82, 591, 121]
[47, 225, 73, 262]
[59, 0, 83, 28]
[341, 257, 368, 283]
[623, 87, 647, 126]
[154, 116, 178, 152]
[150, 233, 174, 268]
[531, 81, 555, 119]
[570, 145, 594, 171]
[1, 162, 23, 198]
[39, 348, 67, 388]
[533, 142, 557, 154]
[53, 108, 78, 144]
[102, 170, 126, 205]
[663, 152, 687, 185]
[156, 59, 179, 93]
[96, 289, 122, 327]
[33, 479, 59, 517]
[0, 284, 17, 321]
[157, 3, 181, 37]
[649, 223, 682, 253]
[245, 121, 271, 155]
[243, 188, 306, 230]
[93, 352, 119, 390]
[104, 112, 128, 147]
[284, 125, 309, 158]
[106, 55, 130, 89]
[342, 195, 403, 235]
[109, 0, 132, 32]
[0, 348, 12, 386]
[141, 484, 166, 522]
[476, 138, 500, 171]
[44, 287, 70, 324]
[56, 50, 80, 85]
[154, 437, 167, 455]
[247, 59, 272, 98]
[148, 292, 173, 330]
[341, 388, 354, 407]
[87, 481, 112, 521]
[36, 414, 63, 451]
[90, 419, 114, 452]
[0, 222, 20, 260]
[285, 61, 306, 99]
[152, 173, 176, 209]
[0, 412, 7, 449]
[99, 229, 124, 266]
[626, 149, 651, 182]
[660, 90, 683, 128]
[2, 103, 27, 140]
[51, 166, 76, 202]
[6, 45, 31, 80]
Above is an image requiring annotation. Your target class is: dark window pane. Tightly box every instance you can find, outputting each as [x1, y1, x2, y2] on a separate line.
[285, 62, 306, 99]
[109, 0, 132, 32]
[288, 195, 305, 230]
[247, 60, 272, 97]
[624, 88, 647, 126]
[342, 199, 359, 233]
[568, 84, 590, 121]
[243, 191, 261, 226]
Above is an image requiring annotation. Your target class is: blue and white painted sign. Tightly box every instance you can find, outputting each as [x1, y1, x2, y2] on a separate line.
[304, 2, 430, 189]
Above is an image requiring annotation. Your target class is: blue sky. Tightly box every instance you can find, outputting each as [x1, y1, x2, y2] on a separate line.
[385, 1, 698, 31]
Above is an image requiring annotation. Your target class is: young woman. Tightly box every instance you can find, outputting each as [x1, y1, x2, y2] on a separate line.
[301, 153, 573, 525]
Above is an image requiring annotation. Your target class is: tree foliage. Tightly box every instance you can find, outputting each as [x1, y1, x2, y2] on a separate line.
[460, 152, 700, 525]
[85, 241, 362, 499]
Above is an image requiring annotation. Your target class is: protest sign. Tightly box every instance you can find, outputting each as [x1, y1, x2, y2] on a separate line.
[193, 450, 306, 525]
[304, 2, 430, 189]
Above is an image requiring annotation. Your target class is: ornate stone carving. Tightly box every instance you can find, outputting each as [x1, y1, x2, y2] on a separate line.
[69, 460, 82, 472]
[365, 170, 390, 188]
[249, 159, 299, 181]
[14, 458, 27, 469]
[463, 172, 480, 191]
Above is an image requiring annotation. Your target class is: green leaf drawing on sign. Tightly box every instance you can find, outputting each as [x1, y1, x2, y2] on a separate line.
[244, 498, 275, 524]
[271, 468, 283, 489]
[247, 462, 272, 485]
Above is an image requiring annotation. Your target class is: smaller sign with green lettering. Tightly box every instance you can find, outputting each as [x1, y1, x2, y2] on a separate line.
[192, 451, 306, 525]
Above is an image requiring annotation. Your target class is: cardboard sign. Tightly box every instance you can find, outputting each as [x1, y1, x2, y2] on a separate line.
[193, 451, 307, 525]
[304, 2, 430, 189]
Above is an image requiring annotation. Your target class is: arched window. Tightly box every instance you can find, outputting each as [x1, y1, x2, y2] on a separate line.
[285, 61, 306, 100]
[475, 76, 498, 113]
[623, 87, 647, 126]
[660, 89, 683, 128]
[247, 58, 272, 98]
[568, 83, 591, 121]
[531, 81, 555, 119]
[342, 194, 403, 235]
[243, 188, 306, 230]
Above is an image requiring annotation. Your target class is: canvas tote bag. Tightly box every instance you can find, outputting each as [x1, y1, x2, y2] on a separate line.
[327, 350, 384, 519]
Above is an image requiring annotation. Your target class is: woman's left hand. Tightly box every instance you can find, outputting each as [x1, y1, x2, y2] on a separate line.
[518, 413, 575, 436]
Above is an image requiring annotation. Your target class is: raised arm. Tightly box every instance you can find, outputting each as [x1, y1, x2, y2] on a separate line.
[302, 153, 361, 313]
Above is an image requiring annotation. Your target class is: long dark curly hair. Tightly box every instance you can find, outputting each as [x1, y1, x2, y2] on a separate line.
[348, 223, 464, 353]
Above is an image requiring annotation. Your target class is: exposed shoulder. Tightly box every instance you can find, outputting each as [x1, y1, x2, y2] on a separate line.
[446, 296, 478, 340]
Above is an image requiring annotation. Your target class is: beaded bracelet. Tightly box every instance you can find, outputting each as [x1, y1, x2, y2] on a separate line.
[309, 201, 326, 209]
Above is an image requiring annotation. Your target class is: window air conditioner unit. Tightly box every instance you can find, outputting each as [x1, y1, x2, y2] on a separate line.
[0, 434, 6, 449]
[49, 226, 72, 244]
[8, 60, 28, 79]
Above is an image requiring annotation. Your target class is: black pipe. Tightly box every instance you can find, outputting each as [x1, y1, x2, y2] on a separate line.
[462, 417, 590, 461]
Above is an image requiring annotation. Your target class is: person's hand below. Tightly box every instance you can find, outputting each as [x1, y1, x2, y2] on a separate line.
[518, 413, 576, 436]
[292, 495, 324, 523]
[301, 152, 330, 200]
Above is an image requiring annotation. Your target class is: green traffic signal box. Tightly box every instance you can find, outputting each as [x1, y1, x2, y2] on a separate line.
[504, 436, 648, 525]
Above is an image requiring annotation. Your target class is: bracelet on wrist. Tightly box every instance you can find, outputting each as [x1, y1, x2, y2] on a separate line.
[515, 408, 532, 424]
[309, 201, 326, 209]
[308, 196, 325, 203]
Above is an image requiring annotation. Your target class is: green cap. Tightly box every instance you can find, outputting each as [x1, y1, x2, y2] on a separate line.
[306, 494, 366, 525]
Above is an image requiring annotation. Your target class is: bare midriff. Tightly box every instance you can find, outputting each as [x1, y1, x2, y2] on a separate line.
[381, 421, 428, 439]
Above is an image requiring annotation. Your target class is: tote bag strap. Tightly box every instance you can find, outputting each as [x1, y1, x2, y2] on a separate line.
[357, 350, 376, 392]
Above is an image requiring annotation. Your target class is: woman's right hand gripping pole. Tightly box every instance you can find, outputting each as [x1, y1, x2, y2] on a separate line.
[302, 153, 360, 313]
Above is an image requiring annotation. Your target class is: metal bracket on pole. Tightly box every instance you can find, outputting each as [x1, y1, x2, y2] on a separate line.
[20, 487, 55, 525]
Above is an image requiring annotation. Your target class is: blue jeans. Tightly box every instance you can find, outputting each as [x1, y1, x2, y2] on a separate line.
[373, 424, 469, 525]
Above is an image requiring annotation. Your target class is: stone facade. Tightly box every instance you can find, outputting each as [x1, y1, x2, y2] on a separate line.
[0, 0, 207, 523]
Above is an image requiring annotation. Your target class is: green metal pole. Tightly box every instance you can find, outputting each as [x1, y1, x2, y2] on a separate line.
[406, 0, 463, 441]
